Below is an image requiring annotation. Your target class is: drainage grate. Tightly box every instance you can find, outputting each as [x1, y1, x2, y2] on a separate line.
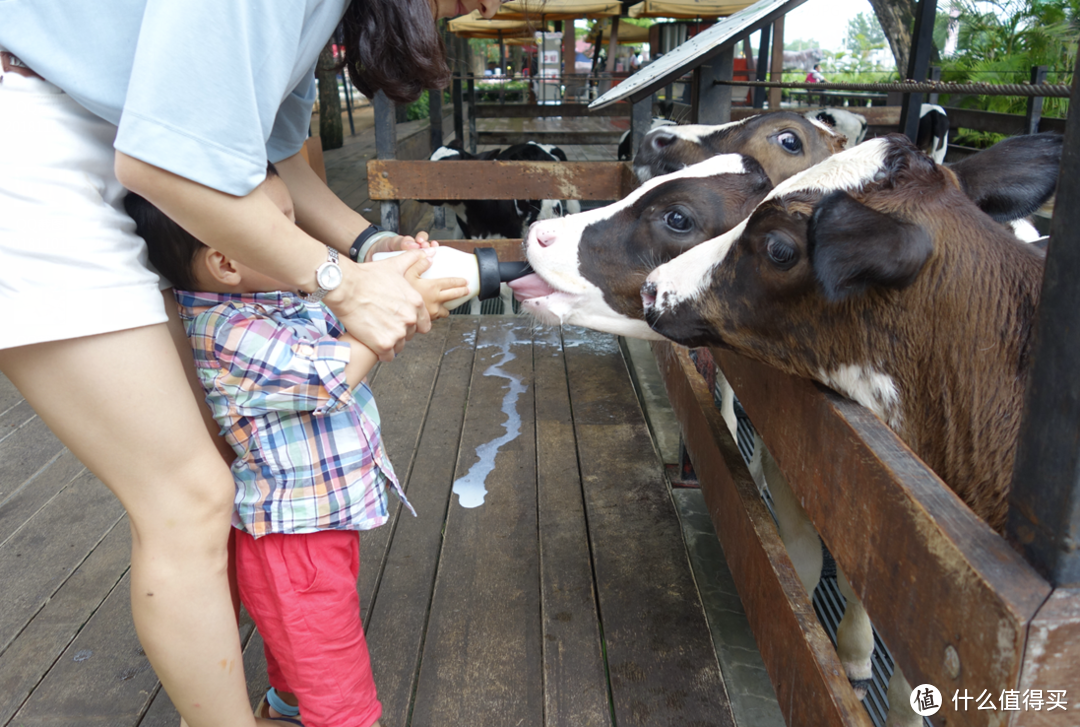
[730, 397, 930, 727]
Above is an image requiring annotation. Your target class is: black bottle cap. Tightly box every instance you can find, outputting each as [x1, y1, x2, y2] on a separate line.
[475, 247, 502, 300]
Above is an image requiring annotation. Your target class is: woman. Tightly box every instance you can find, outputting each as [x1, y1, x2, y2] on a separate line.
[0, 0, 500, 725]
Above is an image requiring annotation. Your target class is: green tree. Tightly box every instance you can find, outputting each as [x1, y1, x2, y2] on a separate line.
[940, 0, 1076, 120]
[845, 11, 888, 60]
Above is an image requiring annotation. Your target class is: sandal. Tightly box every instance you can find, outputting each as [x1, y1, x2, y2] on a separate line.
[255, 687, 303, 724]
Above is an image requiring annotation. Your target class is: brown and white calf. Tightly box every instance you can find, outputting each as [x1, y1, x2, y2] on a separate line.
[509, 153, 773, 339]
[633, 110, 846, 184]
[642, 133, 1060, 724]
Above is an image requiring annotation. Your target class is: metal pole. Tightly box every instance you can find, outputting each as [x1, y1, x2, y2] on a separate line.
[754, 25, 771, 109]
[699, 47, 734, 125]
[467, 74, 477, 154]
[342, 72, 355, 136]
[499, 30, 506, 105]
[373, 90, 400, 233]
[927, 65, 941, 106]
[631, 96, 652, 161]
[899, 0, 938, 142]
[1006, 53, 1080, 588]
[429, 86, 444, 153]
[453, 75, 464, 146]
[1026, 65, 1048, 134]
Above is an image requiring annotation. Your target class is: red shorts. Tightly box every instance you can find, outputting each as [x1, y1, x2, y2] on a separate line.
[235, 528, 382, 727]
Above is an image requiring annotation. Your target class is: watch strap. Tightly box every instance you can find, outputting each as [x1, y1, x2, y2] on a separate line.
[303, 246, 341, 304]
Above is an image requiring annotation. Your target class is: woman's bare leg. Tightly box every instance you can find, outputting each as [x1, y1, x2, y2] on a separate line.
[0, 308, 264, 726]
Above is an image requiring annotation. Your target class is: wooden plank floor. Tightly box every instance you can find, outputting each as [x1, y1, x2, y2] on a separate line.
[0, 318, 736, 726]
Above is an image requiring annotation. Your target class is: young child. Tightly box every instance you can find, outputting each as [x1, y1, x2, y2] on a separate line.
[126, 166, 467, 727]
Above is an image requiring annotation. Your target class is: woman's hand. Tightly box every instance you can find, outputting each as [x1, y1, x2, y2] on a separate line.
[325, 252, 434, 361]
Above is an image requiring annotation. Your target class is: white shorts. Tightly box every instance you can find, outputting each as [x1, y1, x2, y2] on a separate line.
[0, 72, 169, 350]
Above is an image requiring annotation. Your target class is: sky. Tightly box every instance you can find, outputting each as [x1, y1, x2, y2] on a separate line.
[776, 0, 875, 52]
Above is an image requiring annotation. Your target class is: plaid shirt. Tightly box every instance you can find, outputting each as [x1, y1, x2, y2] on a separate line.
[175, 290, 413, 538]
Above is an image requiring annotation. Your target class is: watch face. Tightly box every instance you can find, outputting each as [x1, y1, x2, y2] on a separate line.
[317, 262, 343, 290]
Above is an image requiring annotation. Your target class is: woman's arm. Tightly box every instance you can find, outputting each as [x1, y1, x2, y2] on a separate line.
[274, 151, 434, 259]
[116, 152, 431, 360]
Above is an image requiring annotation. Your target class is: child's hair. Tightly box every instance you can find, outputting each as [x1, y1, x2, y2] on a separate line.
[126, 162, 279, 291]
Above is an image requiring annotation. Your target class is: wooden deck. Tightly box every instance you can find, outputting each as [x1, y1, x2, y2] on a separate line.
[0, 318, 738, 726]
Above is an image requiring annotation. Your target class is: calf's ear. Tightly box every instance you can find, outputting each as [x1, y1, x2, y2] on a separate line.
[948, 132, 1062, 221]
[810, 190, 933, 301]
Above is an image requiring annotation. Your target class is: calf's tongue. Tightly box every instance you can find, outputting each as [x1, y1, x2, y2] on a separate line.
[507, 273, 557, 300]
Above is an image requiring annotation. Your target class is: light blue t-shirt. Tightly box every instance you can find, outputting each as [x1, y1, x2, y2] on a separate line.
[0, 0, 349, 195]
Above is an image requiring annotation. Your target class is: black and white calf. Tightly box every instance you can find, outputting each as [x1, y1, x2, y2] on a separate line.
[632, 111, 846, 184]
[426, 142, 580, 239]
[642, 132, 1060, 726]
[917, 103, 949, 163]
[803, 108, 868, 149]
[618, 117, 676, 161]
[510, 153, 772, 337]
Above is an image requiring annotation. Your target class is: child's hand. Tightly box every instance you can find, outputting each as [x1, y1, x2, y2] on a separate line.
[365, 230, 438, 261]
[405, 254, 470, 321]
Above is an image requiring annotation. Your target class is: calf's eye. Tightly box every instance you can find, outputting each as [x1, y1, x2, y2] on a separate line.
[777, 131, 802, 154]
[664, 208, 693, 232]
[766, 234, 798, 269]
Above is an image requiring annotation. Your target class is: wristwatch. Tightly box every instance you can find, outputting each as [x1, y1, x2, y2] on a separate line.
[304, 246, 343, 304]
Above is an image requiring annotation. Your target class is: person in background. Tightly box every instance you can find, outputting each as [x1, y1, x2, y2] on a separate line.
[0, 0, 499, 724]
[805, 63, 827, 104]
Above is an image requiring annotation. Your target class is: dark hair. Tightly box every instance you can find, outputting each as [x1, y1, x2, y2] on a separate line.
[340, 0, 451, 104]
[127, 163, 279, 291]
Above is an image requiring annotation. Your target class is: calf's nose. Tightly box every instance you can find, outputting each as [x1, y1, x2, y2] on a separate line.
[641, 280, 658, 310]
[532, 222, 559, 248]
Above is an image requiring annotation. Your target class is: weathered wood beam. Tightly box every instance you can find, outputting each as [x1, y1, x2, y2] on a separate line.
[710, 348, 1051, 726]
[476, 131, 624, 146]
[472, 103, 630, 118]
[367, 160, 635, 201]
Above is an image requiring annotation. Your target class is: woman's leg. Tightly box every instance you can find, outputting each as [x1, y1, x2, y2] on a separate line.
[0, 314, 259, 727]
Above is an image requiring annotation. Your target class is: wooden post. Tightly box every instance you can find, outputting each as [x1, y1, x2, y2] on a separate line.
[1007, 54, 1080, 588]
[754, 25, 771, 109]
[562, 20, 578, 102]
[373, 90, 400, 233]
[899, 0, 938, 142]
[768, 17, 784, 110]
[697, 46, 734, 125]
[467, 74, 478, 154]
[601, 16, 621, 96]
[630, 96, 652, 161]
[1025, 65, 1048, 134]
